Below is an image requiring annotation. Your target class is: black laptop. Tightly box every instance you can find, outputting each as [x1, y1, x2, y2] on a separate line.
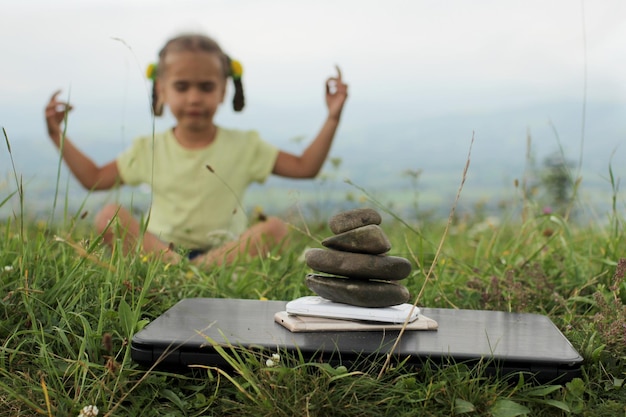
[131, 298, 583, 383]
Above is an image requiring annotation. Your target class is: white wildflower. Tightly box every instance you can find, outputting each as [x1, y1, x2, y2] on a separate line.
[78, 405, 99, 417]
[3, 266, 13, 272]
[266, 353, 280, 367]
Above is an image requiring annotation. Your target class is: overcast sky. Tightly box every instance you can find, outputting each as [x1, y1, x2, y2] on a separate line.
[3, 0, 625, 125]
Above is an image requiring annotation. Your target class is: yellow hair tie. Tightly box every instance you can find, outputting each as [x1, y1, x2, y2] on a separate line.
[230, 60, 243, 80]
[146, 63, 158, 80]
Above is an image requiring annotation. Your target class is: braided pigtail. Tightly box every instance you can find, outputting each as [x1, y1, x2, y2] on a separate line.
[146, 63, 163, 116]
[228, 57, 245, 112]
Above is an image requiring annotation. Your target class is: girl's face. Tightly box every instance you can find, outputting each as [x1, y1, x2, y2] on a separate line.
[158, 51, 227, 133]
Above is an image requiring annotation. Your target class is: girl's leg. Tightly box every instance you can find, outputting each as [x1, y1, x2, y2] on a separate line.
[94, 204, 181, 263]
[193, 216, 289, 267]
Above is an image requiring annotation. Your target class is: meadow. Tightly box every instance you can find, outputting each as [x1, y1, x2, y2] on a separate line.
[1, 131, 625, 416]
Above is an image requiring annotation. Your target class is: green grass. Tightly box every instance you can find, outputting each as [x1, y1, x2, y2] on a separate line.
[1, 196, 625, 416]
[2, 131, 626, 416]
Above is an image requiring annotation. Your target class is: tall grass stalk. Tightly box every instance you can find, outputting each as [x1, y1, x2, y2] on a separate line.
[2, 128, 24, 243]
[379, 133, 474, 378]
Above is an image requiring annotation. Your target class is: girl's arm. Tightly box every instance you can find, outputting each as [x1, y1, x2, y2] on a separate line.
[45, 91, 121, 190]
[272, 67, 348, 179]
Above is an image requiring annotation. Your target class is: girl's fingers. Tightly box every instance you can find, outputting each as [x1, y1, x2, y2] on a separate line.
[46, 103, 72, 114]
[48, 90, 63, 109]
[335, 65, 342, 81]
[326, 79, 347, 95]
[57, 103, 73, 112]
[326, 78, 339, 95]
[48, 90, 73, 110]
[326, 66, 347, 95]
[45, 103, 73, 120]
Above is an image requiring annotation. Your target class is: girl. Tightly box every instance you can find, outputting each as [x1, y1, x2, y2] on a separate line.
[45, 33, 348, 268]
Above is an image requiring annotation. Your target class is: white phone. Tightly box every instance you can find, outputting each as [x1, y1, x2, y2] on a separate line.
[285, 296, 420, 324]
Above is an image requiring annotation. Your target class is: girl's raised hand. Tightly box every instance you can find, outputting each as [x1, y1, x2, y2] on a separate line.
[45, 90, 73, 139]
[325, 65, 348, 121]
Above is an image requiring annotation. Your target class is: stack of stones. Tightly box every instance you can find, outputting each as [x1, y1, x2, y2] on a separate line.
[304, 208, 412, 308]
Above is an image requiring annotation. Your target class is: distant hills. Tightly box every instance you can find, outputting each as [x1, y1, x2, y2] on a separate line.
[2, 98, 624, 221]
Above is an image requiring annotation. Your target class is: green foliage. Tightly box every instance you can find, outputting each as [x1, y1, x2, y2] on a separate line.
[2, 133, 626, 416]
[540, 152, 575, 216]
[2, 198, 626, 416]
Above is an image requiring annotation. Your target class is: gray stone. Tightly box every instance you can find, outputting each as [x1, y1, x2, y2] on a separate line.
[322, 224, 391, 255]
[305, 248, 411, 281]
[305, 274, 410, 307]
[329, 208, 382, 234]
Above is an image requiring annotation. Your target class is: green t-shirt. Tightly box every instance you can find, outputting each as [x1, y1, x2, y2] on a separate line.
[116, 127, 279, 249]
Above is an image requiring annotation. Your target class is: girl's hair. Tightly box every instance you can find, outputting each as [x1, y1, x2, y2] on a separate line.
[151, 33, 245, 116]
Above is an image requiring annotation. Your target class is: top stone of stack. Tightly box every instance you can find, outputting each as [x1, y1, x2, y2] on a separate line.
[328, 208, 382, 234]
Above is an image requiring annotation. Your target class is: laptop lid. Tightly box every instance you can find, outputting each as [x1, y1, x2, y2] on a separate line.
[131, 298, 582, 383]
